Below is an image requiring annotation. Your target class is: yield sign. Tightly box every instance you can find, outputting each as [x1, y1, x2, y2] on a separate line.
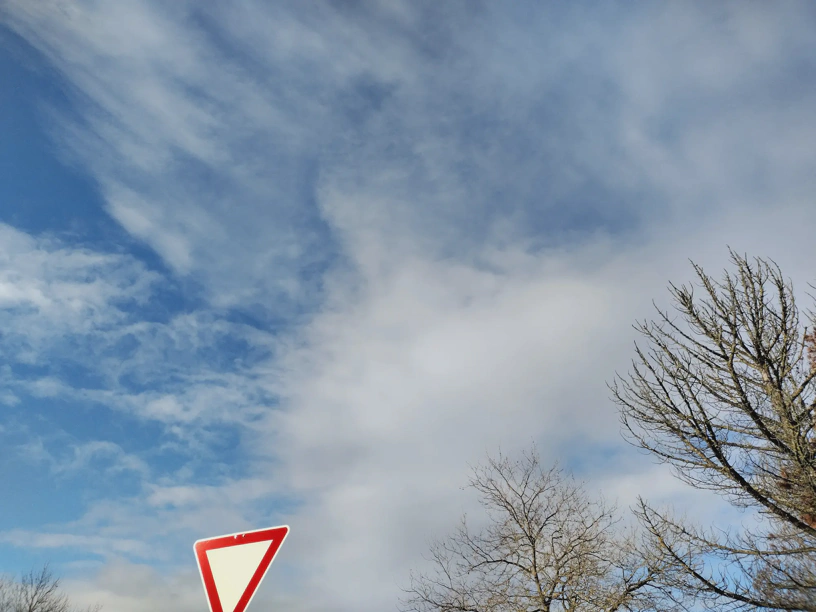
[194, 525, 289, 612]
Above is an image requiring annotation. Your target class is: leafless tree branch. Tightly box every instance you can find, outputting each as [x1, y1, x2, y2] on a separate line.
[610, 249, 816, 610]
[401, 447, 684, 612]
[0, 565, 100, 612]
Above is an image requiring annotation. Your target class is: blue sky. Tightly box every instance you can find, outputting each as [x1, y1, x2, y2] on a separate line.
[2, 2, 816, 611]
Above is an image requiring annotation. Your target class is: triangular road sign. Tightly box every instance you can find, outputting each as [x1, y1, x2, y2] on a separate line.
[194, 525, 289, 612]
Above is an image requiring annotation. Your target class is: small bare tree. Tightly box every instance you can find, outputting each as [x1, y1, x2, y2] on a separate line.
[0, 565, 99, 612]
[401, 448, 683, 612]
[610, 250, 816, 610]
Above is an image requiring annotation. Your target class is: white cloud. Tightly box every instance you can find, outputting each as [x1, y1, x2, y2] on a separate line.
[256, 229, 811, 611]
[0, 531, 152, 559]
[0, 223, 159, 364]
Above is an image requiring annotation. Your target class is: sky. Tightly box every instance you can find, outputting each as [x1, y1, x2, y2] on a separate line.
[1, 1, 816, 611]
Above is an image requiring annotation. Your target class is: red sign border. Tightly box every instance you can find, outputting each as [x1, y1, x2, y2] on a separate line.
[194, 525, 289, 612]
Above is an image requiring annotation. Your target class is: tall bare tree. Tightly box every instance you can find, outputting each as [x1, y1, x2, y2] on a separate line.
[401, 448, 683, 612]
[610, 250, 816, 610]
[0, 565, 99, 612]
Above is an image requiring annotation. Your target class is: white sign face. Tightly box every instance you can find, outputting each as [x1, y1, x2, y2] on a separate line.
[194, 525, 289, 612]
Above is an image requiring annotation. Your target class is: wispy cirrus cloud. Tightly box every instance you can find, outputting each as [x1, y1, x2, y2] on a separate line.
[0, 222, 157, 338]
[18, 436, 150, 479]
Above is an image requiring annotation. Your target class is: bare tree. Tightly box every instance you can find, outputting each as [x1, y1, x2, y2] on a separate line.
[401, 447, 683, 612]
[609, 250, 816, 610]
[0, 565, 99, 612]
